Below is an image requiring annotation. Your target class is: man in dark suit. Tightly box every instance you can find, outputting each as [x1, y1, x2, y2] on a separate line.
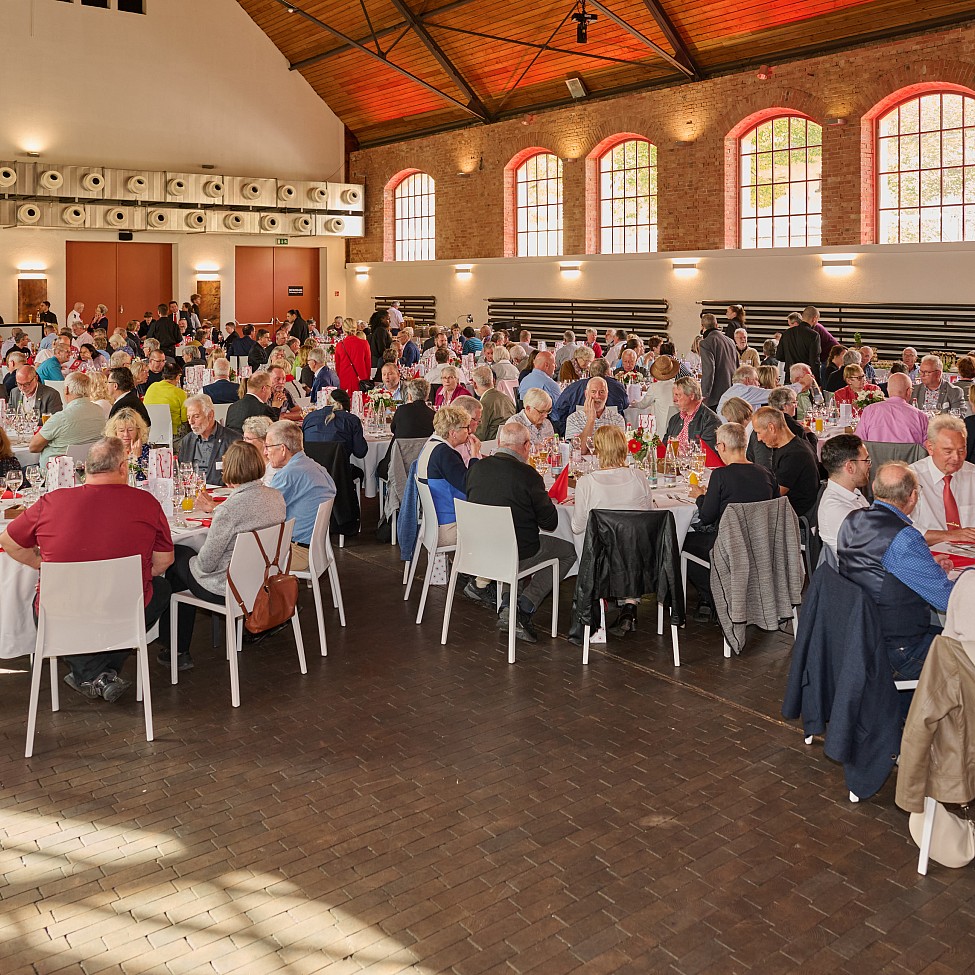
[226, 372, 276, 432]
[9, 366, 63, 415]
[246, 328, 272, 371]
[107, 367, 151, 426]
[226, 324, 256, 360]
[178, 394, 242, 486]
[776, 310, 822, 377]
[698, 313, 738, 410]
[36, 301, 58, 326]
[203, 360, 240, 404]
[465, 421, 576, 642]
[147, 303, 181, 359]
[307, 348, 341, 404]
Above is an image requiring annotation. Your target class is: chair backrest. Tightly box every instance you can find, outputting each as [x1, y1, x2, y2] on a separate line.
[453, 499, 519, 581]
[146, 403, 173, 446]
[45, 380, 66, 399]
[863, 439, 927, 467]
[388, 437, 428, 509]
[226, 519, 295, 613]
[212, 403, 231, 423]
[38, 556, 145, 655]
[416, 479, 443, 551]
[308, 498, 336, 576]
[496, 379, 518, 404]
[62, 443, 93, 466]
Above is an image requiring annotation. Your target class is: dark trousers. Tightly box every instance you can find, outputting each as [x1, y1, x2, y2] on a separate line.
[505, 536, 577, 613]
[157, 545, 223, 657]
[682, 531, 717, 607]
[889, 626, 941, 721]
[35, 577, 172, 684]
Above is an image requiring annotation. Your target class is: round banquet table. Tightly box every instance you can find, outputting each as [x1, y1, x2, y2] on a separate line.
[352, 434, 392, 499]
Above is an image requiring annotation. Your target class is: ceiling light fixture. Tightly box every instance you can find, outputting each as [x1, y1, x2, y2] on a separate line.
[571, 0, 597, 44]
[756, 64, 774, 81]
[672, 257, 699, 277]
[565, 76, 588, 99]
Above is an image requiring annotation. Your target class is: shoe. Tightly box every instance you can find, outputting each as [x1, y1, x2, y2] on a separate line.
[64, 672, 100, 700]
[463, 580, 497, 607]
[608, 605, 637, 638]
[692, 602, 715, 624]
[497, 606, 537, 643]
[91, 670, 131, 703]
[242, 620, 292, 645]
[156, 649, 195, 671]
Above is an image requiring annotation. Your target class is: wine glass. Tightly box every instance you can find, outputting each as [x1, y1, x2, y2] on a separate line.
[26, 465, 43, 502]
[5, 470, 22, 498]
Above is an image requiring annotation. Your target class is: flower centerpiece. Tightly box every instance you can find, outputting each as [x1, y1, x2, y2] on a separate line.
[367, 388, 396, 414]
[626, 427, 661, 464]
[853, 388, 885, 412]
[618, 370, 644, 385]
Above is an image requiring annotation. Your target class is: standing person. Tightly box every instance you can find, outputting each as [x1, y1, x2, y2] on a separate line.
[387, 300, 404, 333]
[1, 437, 173, 701]
[776, 311, 821, 377]
[334, 318, 372, 395]
[698, 313, 738, 410]
[802, 305, 839, 374]
[285, 309, 309, 344]
[90, 304, 110, 331]
[723, 304, 746, 341]
[37, 301, 58, 327]
[367, 310, 393, 378]
[147, 303, 180, 359]
[66, 302, 85, 332]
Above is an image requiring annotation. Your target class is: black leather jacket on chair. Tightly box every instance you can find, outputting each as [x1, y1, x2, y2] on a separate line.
[569, 509, 685, 640]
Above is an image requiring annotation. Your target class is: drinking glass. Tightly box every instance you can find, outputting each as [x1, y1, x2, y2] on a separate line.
[5, 470, 22, 497]
[26, 465, 42, 502]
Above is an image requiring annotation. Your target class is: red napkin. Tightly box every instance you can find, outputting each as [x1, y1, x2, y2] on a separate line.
[212, 496, 227, 504]
[548, 465, 569, 502]
[948, 555, 975, 569]
[186, 517, 212, 527]
[1, 490, 22, 500]
[703, 442, 725, 468]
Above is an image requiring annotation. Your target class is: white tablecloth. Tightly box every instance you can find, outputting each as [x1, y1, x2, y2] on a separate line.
[353, 435, 392, 499]
[13, 443, 39, 468]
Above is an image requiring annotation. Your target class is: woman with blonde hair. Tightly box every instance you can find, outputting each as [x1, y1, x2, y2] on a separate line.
[89, 373, 114, 416]
[757, 364, 779, 390]
[334, 317, 372, 394]
[105, 407, 151, 477]
[719, 396, 755, 441]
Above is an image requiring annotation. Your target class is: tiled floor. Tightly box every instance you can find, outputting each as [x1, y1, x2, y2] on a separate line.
[2, 510, 974, 975]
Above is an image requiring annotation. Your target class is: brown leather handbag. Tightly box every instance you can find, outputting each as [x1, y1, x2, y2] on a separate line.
[227, 526, 299, 634]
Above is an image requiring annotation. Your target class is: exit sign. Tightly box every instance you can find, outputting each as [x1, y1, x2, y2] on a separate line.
[276, 238, 289, 245]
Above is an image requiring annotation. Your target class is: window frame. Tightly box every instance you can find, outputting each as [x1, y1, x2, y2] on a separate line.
[392, 171, 436, 262]
[513, 151, 563, 258]
[596, 137, 658, 255]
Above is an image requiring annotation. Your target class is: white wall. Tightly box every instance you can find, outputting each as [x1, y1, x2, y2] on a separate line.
[347, 243, 975, 351]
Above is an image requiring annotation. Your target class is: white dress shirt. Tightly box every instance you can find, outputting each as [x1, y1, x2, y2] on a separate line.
[817, 480, 869, 554]
[387, 306, 404, 331]
[910, 455, 975, 534]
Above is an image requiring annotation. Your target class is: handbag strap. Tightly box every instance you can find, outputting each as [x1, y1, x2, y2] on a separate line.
[225, 524, 287, 616]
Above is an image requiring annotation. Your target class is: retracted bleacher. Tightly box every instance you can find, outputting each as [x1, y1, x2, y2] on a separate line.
[373, 295, 437, 328]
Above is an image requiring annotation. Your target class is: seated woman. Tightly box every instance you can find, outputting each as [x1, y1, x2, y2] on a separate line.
[720, 396, 754, 439]
[510, 388, 555, 446]
[0, 427, 23, 489]
[105, 407, 150, 480]
[833, 364, 881, 411]
[89, 373, 114, 417]
[159, 441, 287, 670]
[491, 346, 521, 382]
[433, 366, 472, 407]
[241, 415, 275, 486]
[303, 385, 367, 448]
[415, 404, 481, 546]
[682, 422, 778, 621]
[571, 426, 655, 637]
[67, 343, 103, 375]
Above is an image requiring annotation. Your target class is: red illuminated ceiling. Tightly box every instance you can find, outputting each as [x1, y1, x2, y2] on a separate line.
[236, 0, 975, 146]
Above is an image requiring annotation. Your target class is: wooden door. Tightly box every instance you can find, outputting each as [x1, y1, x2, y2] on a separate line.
[272, 247, 320, 324]
[116, 243, 173, 334]
[235, 247, 274, 325]
[66, 241, 117, 331]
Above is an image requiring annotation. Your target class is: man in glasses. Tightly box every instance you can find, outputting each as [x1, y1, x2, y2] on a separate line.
[818, 435, 871, 558]
[9, 365, 62, 416]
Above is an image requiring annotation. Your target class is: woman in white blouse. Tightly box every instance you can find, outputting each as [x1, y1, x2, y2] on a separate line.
[571, 425, 655, 637]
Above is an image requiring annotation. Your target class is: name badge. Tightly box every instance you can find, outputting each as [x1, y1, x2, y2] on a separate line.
[216, 461, 223, 470]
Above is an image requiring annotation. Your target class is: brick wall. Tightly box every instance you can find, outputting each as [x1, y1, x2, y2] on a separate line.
[349, 22, 975, 264]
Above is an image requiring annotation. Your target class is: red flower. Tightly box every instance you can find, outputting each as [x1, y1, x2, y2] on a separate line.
[627, 439, 642, 454]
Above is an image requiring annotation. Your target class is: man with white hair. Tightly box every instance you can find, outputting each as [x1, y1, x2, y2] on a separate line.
[902, 347, 920, 383]
[66, 301, 85, 333]
[909, 413, 975, 544]
[910, 354, 968, 415]
[307, 347, 340, 405]
[716, 365, 770, 415]
[859, 345, 877, 382]
[472, 365, 515, 440]
[203, 358, 240, 404]
[855, 372, 930, 444]
[787, 362, 824, 419]
[565, 377, 625, 450]
[178, 393, 241, 486]
[9, 364, 63, 416]
[466, 421, 576, 642]
[28, 372, 107, 466]
[663, 376, 720, 453]
[387, 300, 404, 333]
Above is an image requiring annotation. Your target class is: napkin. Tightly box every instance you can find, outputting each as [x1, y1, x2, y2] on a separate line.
[548, 465, 569, 502]
[1, 490, 22, 500]
[186, 517, 212, 527]
[703, 442, 725, 468]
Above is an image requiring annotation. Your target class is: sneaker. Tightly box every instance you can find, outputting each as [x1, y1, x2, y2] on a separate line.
[156, 649, 195, 671]
[497, 606, 537, 643]
[463, 580, 497, 607]
[63, 672, 100, 699]
[91, 670, 131, 703]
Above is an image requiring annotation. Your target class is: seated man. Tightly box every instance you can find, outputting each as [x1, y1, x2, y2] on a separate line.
[855, 372, 929, 445]
[662, 376, 720, 453]
[911, 354, 969, 416]
[767, 385, 820, 454]
[9, 365, 63, 416]
[266, 364, 304, 422]
[613, 348, 647, 381]
[178, 393, 242, 486]
[266, 420, 337, 571]
[787, 363, 824, 420]
[466, 421, 576, 642]
[307, 348, 341, 404]
[716, 364, 770, 416]
[203, 358, 241, 404]
[226, 371, 276, 432]
[107, 366, 151, 427]
[378, 362, 405, 403]
[518, 350, 561, 402]
[550, 359, 628, 435]
[752, 406, 820, 517]
[0, 437, 173, 702]
[29, 372, 105, 466]
[472, 365, 515, 441]
[817, 434, 871, 556]
[36, 336, 73, 384]
[901, 346, 920, 383]
[839, 461, 957, 680]
[909, 413, 975, 545]
[565, 377, 626, 450]
[246, 327, 272, 371]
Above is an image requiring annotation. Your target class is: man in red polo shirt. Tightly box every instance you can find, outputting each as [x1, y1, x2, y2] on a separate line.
[1, 437, 174, 702]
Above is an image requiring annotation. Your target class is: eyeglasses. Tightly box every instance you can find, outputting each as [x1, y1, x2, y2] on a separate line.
[919, 369, 941, 376]
[264, 442, 285, 451]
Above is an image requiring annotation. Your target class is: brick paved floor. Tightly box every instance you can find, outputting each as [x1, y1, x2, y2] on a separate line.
[1, 510, 974, 974]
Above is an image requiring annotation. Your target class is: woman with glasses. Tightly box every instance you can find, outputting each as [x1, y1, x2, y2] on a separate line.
[509, 388, 554, 446]
[240, 415, 275, 485]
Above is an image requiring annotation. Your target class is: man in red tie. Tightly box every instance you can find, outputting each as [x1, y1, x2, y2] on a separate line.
[909, 414, 975, 545]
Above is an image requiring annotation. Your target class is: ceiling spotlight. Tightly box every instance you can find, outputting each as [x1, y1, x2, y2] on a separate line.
[756, 64, 774, 81]
[565, 76, 588, 99]
[571, 0, 597, 44]
[286, 4, 296, 12]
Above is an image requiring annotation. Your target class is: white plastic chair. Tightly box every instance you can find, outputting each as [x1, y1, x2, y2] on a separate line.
[168, 519, 306, 707]
[146, 403, 174, 447]
[404, 479, 456, 624]
[496, 379, 518, 404]
[26, 556, 154, 757]
[211, 403, 231, 424]
[915, 795, 939, 875]
[63, 443, 94, 466]
[441, 500, 560, 664]
[291, 498, 346, 654]
[45, 379, 66, 400]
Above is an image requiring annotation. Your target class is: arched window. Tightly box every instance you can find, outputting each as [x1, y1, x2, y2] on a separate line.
[515, 152, 563, 257]
[394, 172, 435, 260]
[876, 91, 975, 243]
[738, 114, 822, 248]
[598, 138, 657, 254]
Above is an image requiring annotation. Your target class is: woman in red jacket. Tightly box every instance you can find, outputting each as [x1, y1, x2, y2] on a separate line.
[334, 318, 372, 395]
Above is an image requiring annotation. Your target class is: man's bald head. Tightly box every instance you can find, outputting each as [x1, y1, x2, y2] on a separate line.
[886, 372, 912, 400]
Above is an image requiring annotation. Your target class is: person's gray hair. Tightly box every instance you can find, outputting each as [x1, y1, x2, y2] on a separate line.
[439, 365, 458, 381]
[242, 415, 273, 440]
[7, 352, 27, 367]
[563, 330, 576, 343]
[787, 312, 802, 325]
[510, 345, 527, 362]
[472, 365, 495, 390]
[493, 346, 511, 362]
[790, 363, 812, 381]
[143, 338, 160, 353]
[674, 375, 702, 399]
[734, 328, 748, 340]
[753, 406, 787, 430]
[588, 358, 610, 378]
[522, 387, 553, 411]
[574, 345, 596, 365]
[213, 357, 231, 376]
[268, 419, 303, 454]
[733, 365, 758, 383]
[85, 437, 125, 475]
[405, 378, 429, 403]
[928, 413, 966, 442]
[129, 361, 145, 382]
[768, 386, 797, 411]
[185, 393, 215, 416]
[108, 350, 131, 369]
[498, 421, 530, 449]
[873, 461, 918, 507]
[715, 422, 746, 453]
[65, 372, 93, 398]
[801, 305, 819, 324]
[842, 349, 862, 366]
[307, 348, 326, 367]
[920, 354, 944, 370]
[453, 395, 481, 418]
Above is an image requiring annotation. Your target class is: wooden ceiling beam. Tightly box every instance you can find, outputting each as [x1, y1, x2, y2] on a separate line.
[638, 0, 701, 78]
[386, 0, 494, 121]
[271, 0, 489, 120]
[586, 0, 695, 78]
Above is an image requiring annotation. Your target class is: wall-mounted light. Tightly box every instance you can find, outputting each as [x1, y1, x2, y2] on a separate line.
[355, 266, 369, 279]
[196, 273, 220, 281]
[821, 255, 855, 274]
[560, 262, 582, 278]
[455, 264, 473, 278]
[195, 262, 220, 273]
[672, 257, 699, 277]
[16, 261, 47, 273]
[17, 272, 47, 280]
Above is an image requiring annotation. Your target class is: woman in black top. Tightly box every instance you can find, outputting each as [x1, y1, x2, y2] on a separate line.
[367, 310, 393, 378]
[683, 421, 778, 620]
[376, 378, 435, 480]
